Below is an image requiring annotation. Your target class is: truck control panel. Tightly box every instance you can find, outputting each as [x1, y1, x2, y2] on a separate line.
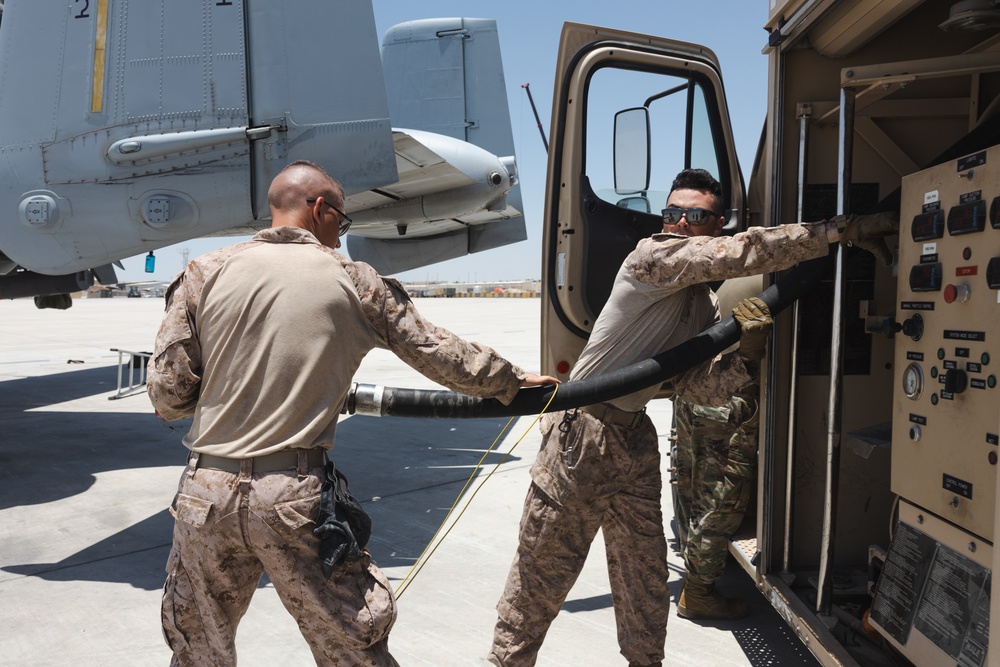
[869, 144, 1000, 666]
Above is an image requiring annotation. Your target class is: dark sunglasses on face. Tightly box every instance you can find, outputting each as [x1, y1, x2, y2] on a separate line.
[661, 207, 721, 226]
[306, 198, 353, 236]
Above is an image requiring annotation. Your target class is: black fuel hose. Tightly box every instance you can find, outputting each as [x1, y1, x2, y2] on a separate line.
[346, 253, 832, 418]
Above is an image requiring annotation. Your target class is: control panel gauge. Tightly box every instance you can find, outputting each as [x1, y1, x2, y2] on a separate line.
[911, 208, 945, 241]
[902, 362, 924, 400]
[947, 199, 986, 235]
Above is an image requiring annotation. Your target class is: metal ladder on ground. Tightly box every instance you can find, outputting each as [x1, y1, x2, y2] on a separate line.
[109, 348, 152, 400]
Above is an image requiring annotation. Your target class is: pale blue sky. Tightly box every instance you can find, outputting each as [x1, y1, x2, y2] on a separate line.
[118, 1, 769, 284]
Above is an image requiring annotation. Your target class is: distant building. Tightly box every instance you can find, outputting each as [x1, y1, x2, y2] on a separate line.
[403, 279, 540, 298]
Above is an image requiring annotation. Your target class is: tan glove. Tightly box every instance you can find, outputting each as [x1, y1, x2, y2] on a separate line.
[838, 211, 900, 266]
[732, 297, 772, 361]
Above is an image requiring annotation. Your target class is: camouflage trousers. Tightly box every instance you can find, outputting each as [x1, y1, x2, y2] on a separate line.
[672, 385, 759, 585]
[489, 409, 670, 666]
[162, 455, 398, 667]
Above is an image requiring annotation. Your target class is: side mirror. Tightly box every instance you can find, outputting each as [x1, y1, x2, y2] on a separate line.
[614, 107, 650, 193]
[615, 195, 651, 213]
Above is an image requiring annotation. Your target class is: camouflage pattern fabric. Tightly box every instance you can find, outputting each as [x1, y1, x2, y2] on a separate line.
[162, 459, 398, 667]
[672, 384, 759, 584]
[489, 410, 669, 666]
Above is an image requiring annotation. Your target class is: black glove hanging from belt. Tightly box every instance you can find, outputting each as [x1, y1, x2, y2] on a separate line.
[314, 460, 372, 578]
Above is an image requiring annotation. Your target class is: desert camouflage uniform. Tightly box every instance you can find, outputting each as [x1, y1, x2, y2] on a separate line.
[490, 222, 836, 666]
[491, 409, 669, 667]
[149, 227, 529, 667]
[672, 381, 759, 585]
[162, 456, 398, 667]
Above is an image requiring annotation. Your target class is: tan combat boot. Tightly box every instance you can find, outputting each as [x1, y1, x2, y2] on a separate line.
[677, 578, 749, 620]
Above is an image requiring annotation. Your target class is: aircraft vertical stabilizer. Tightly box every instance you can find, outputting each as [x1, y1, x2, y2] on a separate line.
[246, 1, 397, 211]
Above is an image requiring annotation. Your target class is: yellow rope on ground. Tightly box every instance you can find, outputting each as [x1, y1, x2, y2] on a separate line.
[394, 385, 560, 599]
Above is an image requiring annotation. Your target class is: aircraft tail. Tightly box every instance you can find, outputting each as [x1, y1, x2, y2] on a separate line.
[348, 18, 526, 274]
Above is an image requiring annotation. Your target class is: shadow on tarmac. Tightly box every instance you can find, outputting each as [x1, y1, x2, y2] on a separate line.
[327, 414, 528, 572]
[562, 593, 614, 613]
[3, 511, 175, 590]
[0, 414, 183, 509]
[1, 367, 527, 591]
[0, 364, 132, 409]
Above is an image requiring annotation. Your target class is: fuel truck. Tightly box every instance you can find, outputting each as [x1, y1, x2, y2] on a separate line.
[538, 2, 1000, 665]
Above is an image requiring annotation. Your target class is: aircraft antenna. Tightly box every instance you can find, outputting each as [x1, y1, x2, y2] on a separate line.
[521, 83, 549, 152]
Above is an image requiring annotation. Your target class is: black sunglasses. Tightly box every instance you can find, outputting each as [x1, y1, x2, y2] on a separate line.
[306, 198, 353, 236]
[661, 207, 721, 226]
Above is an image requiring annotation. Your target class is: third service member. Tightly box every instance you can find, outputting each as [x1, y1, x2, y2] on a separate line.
[487, 168, 898, 666]
[671, 308, 765, 621]
[148, 160, 558, 667]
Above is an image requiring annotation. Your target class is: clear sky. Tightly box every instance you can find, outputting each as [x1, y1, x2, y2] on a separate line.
[117, 1, 770, 284]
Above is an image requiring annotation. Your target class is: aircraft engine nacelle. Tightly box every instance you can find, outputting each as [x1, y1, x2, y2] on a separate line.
[347, 129, 517, 238]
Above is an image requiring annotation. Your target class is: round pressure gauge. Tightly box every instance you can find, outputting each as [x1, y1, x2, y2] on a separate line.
[902, 362, 924, 401]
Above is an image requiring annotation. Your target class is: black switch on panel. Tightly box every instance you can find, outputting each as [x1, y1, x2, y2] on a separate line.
[945, 369, 968, 394]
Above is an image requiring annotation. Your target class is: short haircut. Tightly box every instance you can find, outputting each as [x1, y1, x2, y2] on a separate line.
[669, 169, 723, 213]
[268, 160, 343, 212]
[286, 159, 334, 182]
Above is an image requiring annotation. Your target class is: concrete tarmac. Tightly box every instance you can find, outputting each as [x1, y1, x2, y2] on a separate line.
[0, 296, 818, 666]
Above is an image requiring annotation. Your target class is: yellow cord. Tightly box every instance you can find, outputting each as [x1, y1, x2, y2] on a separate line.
[394, 385, 560, 599]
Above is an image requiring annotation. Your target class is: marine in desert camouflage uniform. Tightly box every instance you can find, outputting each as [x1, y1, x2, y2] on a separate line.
[148, 161, 557, 667]
[487, 169, 880, 667]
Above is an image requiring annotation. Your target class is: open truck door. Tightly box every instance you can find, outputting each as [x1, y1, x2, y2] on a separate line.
[540, 23, 746, 378]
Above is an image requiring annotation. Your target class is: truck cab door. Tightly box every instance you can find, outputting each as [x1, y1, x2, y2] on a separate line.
[541, 23, 745, 377]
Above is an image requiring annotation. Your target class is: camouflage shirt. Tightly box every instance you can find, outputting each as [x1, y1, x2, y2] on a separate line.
[147, 227, 527, 457]
[571, 221, 834, 409]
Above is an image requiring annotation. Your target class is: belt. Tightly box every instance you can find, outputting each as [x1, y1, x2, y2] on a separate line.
[578, 403, 646, 429]
[194, 449, 326, 473]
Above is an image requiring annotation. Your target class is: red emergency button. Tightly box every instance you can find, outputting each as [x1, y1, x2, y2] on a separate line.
[990, 451, 998, 466]
[944, 283, 970, 303]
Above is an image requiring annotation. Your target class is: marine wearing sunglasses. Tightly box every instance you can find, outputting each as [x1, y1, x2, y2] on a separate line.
[660, 188, 725, 239]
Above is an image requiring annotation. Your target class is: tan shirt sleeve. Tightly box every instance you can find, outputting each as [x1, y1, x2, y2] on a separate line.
[147, 274, 203, 420]
[346, 262, 526, 405]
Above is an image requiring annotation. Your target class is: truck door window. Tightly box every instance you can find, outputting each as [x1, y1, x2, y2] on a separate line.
[586, 66, 721, 214]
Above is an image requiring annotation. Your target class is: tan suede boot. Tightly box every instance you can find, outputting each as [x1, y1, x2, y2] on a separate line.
[677, 578, 749, 620]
